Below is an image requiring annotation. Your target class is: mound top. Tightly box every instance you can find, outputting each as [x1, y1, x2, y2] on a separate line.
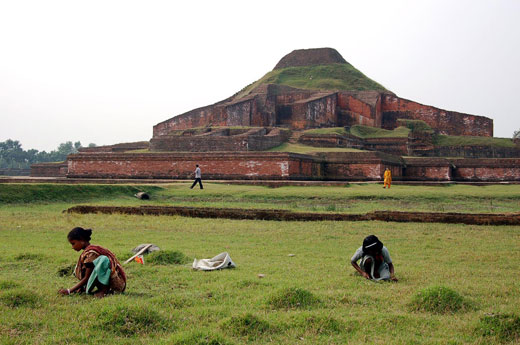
[273, 48, 347, 70]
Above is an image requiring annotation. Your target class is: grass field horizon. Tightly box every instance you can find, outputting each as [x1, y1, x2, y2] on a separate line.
[1, 183, 519, 344]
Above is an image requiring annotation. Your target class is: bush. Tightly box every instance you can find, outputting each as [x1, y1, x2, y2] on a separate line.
[148, 250, 188, 265]
[267, 287, 321, 309]
[409, 286, 471, 314]
[478, 313, 520, 342]
[397, 119, 433, 133]
[221, 313, 273, 339]
[166, 331, 233, 345]
[0, 290, 40, 308]
[95, 305, 172, 336]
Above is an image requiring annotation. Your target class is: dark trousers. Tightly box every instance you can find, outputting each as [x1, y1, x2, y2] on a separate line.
[190, 178, 203, 189]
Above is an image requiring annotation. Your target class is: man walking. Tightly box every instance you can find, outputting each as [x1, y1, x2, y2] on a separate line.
[190, 164, 203, 189]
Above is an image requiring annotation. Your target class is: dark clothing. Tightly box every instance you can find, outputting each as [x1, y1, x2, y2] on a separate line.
[191, 178, 203, 189]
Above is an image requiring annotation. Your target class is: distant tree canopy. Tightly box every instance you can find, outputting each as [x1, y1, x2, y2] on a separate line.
[0, 139, 93, 169]
[514, 130, 520, 139]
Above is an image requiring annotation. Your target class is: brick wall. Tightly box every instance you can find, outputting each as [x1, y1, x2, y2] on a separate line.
[66, 152, 318, 180]
[403, 158, 452, 181]
[381, 95, 493, 136]
[31, 162, 68, 177]
[149, 128, 290, 152]
[451, 158, 520, 181]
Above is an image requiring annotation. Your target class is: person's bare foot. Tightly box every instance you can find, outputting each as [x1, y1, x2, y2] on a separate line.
[94, 290, 106, 298]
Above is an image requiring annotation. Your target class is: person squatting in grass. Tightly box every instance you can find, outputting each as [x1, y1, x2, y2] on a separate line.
[351, 235, 398, 282]
[58, 227, 127, 298]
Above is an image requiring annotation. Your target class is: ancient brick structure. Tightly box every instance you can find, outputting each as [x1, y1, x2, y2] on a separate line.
[30, 47, 520, 182]
[58, 151, 520, 182]
[31, 162, 68, 177]
[152, 48, 493, 151]
[150, 127, 290, 152]
[78, 141, 149, 153]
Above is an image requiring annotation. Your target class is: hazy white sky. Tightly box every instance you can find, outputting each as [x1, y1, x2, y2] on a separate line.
[1, 0, 519, 151]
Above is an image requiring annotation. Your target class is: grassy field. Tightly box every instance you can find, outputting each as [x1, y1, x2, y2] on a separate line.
[1, 184, 520, 344]
[2, 183, 520, 214]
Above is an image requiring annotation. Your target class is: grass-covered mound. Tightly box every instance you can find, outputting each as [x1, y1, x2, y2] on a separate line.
[236, 63, 387, 99]
[292, 314, 345, 335]
[409, 286, 473, 314]
[95, 305, 172, 336]
[0, 289, 41, 308]
[147, 250, 188, 265]
[267, 287, 321, 310]
[477, 313, 520, 343]
[0, 184, 163, 204]
[220, 313, 275, 339]
[167, 331, 233, 345]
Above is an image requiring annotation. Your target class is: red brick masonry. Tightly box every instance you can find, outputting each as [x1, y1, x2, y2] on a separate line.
[54, 152, 520, 181]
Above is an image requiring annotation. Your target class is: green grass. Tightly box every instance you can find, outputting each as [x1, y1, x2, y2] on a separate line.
[409, 286, 473, 314]
[349, 125, 411, 138]
[0, 184, 162, 204]
[235, 63, 387, 99]
[302, 127, 349, 136]
[433, 134, 516, 148]
[1, 193, 520, 344]
[266, 142, 364, 154]
[3, 183, 520, 215]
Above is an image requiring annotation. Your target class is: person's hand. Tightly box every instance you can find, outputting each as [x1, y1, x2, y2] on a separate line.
[58, 288, 70, 295]
[362, 272, 371, 280]
[391, 276, 398, 282]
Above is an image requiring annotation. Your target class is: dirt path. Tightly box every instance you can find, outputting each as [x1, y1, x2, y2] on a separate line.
[66, 205, 520, 225]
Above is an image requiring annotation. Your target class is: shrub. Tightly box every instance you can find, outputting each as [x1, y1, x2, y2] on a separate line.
[0, 290, 40, 308]
[267, 287, 321, 309]
[221, 313, 273, 339]
[167, 331, 233, 345]
[478, 313, 520, 342]
[409, 286, 471, 314]
[0, 280, 20, 290]
[96, 305, 172, 336]
[148, 250, 188, 265]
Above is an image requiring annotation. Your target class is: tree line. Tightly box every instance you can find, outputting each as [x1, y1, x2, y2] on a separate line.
[0, 139, 96, 169]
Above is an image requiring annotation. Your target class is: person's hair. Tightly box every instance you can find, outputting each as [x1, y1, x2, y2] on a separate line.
[196, 164, 199, 167]
[362, 235, 383, 253]
[67, 227, 92, 241]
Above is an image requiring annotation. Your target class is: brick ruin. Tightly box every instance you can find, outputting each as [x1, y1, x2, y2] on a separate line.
[30, 48, 520, 181]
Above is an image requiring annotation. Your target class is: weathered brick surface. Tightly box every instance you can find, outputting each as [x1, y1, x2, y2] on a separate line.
[78, 141, 149, 153]
[381, 95, 493, 136]
[150, 128, 290, 152]
[67, 152, 317, 180]
[451, 158, 520, 181]
[31, 162, 68, 177]
[403, 158, 452, 181]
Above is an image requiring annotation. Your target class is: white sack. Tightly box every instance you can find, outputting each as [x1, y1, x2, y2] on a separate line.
[192, 252, 236, 271]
